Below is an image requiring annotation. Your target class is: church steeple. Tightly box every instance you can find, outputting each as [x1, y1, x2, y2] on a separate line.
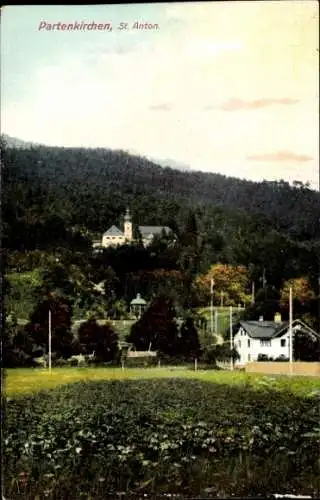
[124, 207, 131, 222]
[124, 208, 132, 241]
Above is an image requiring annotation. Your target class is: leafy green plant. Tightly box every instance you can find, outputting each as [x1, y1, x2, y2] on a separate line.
[3, 378, 320, 498]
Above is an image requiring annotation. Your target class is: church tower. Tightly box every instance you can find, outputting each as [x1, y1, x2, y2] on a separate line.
[124, 208, 133, 241]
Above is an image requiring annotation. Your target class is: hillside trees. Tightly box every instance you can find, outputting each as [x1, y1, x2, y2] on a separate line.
[125, 269, 185, 306]
[2, 139, 320, 330]
[177, 211, 204, 308]
[3, 140, 320, 252]
[196, 264, 251, 307]
[280, 277, 315, 307]
[279, 277, 317, 327]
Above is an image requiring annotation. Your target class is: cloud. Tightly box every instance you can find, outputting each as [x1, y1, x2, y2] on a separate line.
[149, 103, 172, 111]
[247, 151, 313, 162]
[201, 105, 217, 111]
[220, 98, 299, 111]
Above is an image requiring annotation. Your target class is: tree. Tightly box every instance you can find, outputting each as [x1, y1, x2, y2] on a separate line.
[125, 269, 184, 307]
[242, 284, 281, 321]
[78, 319, 119, 362]
[25, 296, 74, 358]
[293, 330, 320, 361]
[280, 277, 315, 308]
[177, 211, 203, 309]
[103, 266, 121, 297]
[127, 295, 179, 355]
[179, 317, 201, 360]
[39, 260, 97, 308]
[196, 263, 251, 307]
[2, 313, 37, 367]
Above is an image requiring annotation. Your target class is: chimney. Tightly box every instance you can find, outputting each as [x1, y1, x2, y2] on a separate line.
[259, 315, 264, 322]
[274, 312, 282, 323]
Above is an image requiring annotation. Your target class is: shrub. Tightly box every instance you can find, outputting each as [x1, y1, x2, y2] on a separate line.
[257, 354, 274, 361]
[78, 319, 119, 362]
[274, 355, 289, 362]
[157, 353, 198, 366]
[201, 344, 239, 365]
[54, 358, 69, 367]
[124, 356, 159, 368]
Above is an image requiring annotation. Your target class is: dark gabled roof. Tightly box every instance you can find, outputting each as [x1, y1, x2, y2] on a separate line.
[103, 225, 123, 237]
[239, 321, 287, 339]
[239, 319, 320, 340]
[138, 226, 171, 237]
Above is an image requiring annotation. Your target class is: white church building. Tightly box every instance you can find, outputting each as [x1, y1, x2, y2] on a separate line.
[95, 208, 172, 249]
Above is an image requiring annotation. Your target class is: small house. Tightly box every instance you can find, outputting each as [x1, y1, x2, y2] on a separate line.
[233, 314, 320, 366]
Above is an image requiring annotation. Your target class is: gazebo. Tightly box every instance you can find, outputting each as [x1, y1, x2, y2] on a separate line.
[130, 293, 147, 318]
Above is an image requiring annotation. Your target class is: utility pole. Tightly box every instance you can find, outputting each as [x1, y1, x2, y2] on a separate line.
[262, 268, 267, 301]
[289, 286, 293, 376]
[48, 309, 52, 374]
[210, 279, 214, 337]
[318, 273, 320, 334]
[251, 281, 255, 304]
[215, 309, 218, 338]
[229, 305, 233, 371]
[262, 268, 266, 288]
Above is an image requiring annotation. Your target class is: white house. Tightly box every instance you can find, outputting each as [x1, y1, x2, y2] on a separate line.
[233, 314, 320, 366]
[97, 208, 171, 249]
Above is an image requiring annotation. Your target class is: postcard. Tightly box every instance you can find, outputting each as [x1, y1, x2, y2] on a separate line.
[2, 2, 319, 499]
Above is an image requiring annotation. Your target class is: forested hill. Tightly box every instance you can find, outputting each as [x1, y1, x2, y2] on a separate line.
[2, 137, 320, 244]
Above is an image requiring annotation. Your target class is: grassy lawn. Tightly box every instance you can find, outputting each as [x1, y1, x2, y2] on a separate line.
[5, 366, 320, 397]
[198, 306, 244, 337]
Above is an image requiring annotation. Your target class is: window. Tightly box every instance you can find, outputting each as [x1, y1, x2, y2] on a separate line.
[238, 340, 241, 348]
[281, 339, 286, 347]
[260, 339, 271, 347]
[248, 339, 250, 348]
[248, 354, 251, 361]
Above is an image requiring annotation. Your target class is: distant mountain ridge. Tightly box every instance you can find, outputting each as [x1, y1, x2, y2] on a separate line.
[2, 136, 192, 172]
[2, 136, 320, 244]
[1, 134, 40, 149]
[148, 157, 192, 172]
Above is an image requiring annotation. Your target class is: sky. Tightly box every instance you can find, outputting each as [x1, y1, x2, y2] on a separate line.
[1, 1, 319, 189]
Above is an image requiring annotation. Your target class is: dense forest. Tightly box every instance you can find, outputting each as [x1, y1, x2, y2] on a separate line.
[2, 135, 320, 358]
[2, 135, 320, 242]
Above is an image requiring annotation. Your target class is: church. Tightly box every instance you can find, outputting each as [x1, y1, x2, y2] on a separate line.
[98, 208, 172, 248]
